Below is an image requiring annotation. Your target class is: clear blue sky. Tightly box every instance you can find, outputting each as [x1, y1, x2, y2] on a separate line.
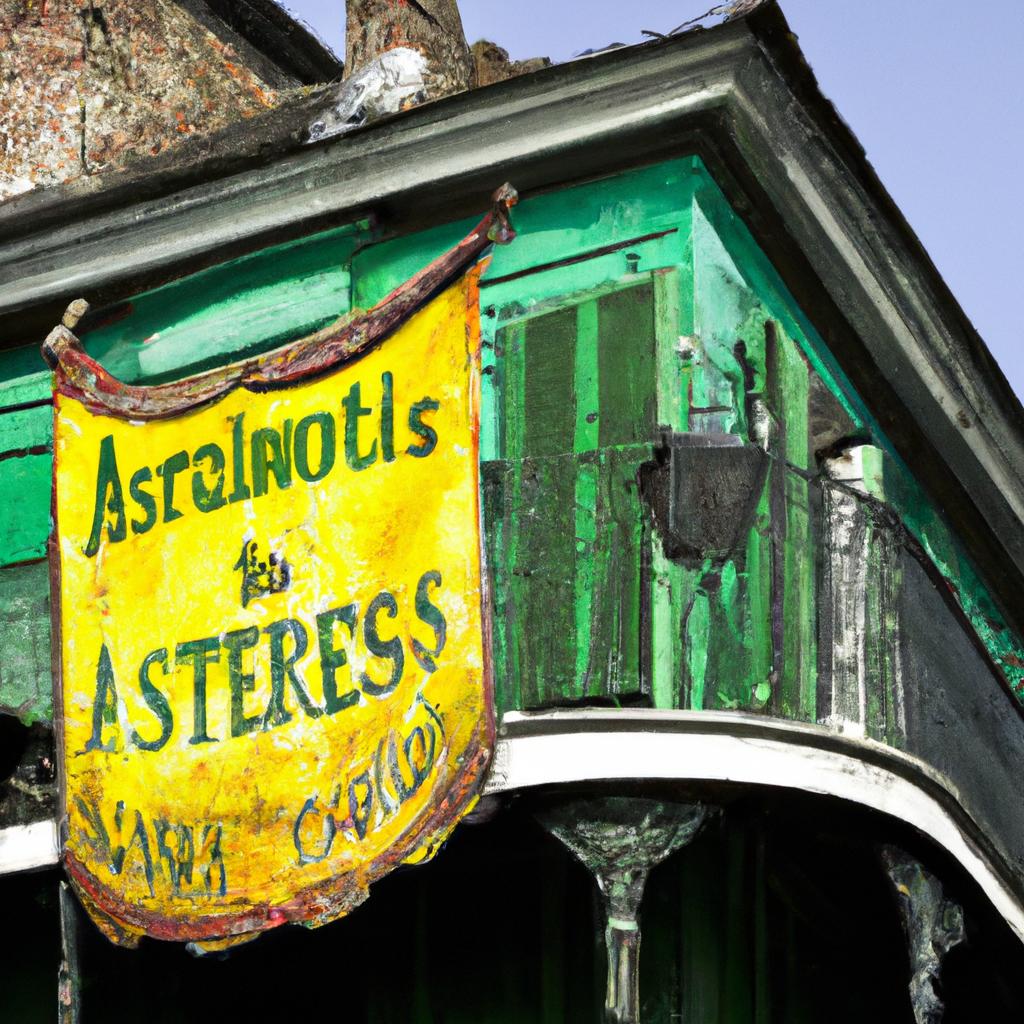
[280, 1, 1024, 400]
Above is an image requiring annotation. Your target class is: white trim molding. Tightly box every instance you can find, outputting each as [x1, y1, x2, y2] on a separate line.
[0, 819, 59, 876]
[486, 709, 1024, 946]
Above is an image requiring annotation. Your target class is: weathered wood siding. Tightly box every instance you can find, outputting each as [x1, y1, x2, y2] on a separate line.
[1, 155, 1022, 740]
[484, 286, 655, 710]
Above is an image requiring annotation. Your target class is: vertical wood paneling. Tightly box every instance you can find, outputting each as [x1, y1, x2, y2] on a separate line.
[491, 281, 657, 709]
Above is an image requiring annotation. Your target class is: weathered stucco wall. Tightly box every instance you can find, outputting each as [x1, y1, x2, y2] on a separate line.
[0, 0, 281, 200]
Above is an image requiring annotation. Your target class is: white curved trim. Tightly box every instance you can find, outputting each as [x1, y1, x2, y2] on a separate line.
[486, 710, 1024, 946]
[0, 819, 59, 875]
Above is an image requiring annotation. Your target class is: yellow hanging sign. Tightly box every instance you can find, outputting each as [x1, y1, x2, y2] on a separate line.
[45, 191, 514, 946]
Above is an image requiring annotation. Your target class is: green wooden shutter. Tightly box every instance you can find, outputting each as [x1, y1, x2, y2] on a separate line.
[485, 278, 660, 711]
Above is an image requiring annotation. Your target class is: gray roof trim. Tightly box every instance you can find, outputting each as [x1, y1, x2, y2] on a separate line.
[0, 25, 747, 311]
[0, 3, 1022, 628]
[727, 33, 1024, 603]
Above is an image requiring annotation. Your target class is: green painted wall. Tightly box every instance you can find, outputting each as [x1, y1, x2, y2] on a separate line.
[1, 155, 1022, 729]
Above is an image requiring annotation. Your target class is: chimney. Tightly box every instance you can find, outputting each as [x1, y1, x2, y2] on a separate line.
[344, 0, 472, 99]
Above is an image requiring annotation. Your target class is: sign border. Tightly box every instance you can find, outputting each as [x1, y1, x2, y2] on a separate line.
[42, 185, 517, 945]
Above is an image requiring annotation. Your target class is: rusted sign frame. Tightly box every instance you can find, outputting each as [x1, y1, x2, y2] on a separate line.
[43, 184, 517, 420]
[42, 184, 516, 946]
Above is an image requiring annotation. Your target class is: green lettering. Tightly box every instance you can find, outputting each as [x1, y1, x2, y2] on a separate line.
[157, 450, 189, 523]
[412, 571, 447, 673]
[406, 398, 439, 458]
[129, 467, 157, 536]
[224, 626, 260, 737]
[381, 372, 395, 463]
[84, 643, 119, 753]
[84, 434, 126, 557]
[131, 648, 173, 752]
[228, 413, 251, 503]
[360, 591, 404, 697]
[192, 443, 227, 513]
[251, 424, 293, 498]
[263, 619, 321, 728]
[154, 819, 195, 894]
[176, 637, 220, 745]
[294, 412, 336, 483]
[343, 381, 377, 471]
[316, 604, 359, 715]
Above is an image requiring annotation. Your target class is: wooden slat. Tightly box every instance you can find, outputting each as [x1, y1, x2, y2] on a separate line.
[700, 560, 749, 711]
[573, 303, 600, 699]
[0, 370, 51, 408]
[587, 448, 647, 699]
[597, 282, 657, 447]
[743, 489, 774, 710]
[0, 404, 50, 453]
[772, 323, 816, 721]
[510, 454, 578, 708]
[491, 444, 653, 710]
[522, 307, 576, 458]
[649, 271, 688, 709]
[481, 459, 515, 713]
[0, 389, 52, 569]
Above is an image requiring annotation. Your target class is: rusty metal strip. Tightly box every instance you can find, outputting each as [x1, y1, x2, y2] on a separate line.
[0, 444, 50, 464]
[480, 228, 677, 288]
[0, 397, 53, 415]
[41, 184, 517, 422]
